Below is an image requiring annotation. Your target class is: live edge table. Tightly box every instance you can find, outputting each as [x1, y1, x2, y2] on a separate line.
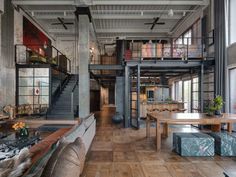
[146, 112, 236, 151]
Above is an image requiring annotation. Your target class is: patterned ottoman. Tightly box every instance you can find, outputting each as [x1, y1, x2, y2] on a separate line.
[207, 132, 236, 156]
[173, 133, 215, 156]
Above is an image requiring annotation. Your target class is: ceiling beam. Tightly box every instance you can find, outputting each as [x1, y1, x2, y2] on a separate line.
[27, 9, 196, 13]
[92, 14, 182, 20]
[12, 0, 209, 6]
[96, 28, 170, 33]
[12, 0, 74, 5]
[90, 0, 209, 6]
[35, 14, 182, 20]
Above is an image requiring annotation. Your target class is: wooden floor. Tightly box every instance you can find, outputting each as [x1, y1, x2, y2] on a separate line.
[82, 106, 236, 177]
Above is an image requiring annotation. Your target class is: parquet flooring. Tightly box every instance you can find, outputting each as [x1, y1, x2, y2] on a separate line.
[82, 106, 236, 177]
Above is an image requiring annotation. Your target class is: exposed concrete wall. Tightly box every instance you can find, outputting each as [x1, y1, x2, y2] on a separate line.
[0, 0, 15, 108]
[55, 38, 76, 74]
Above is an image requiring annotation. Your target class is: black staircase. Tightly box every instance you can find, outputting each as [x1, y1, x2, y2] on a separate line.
[47, 74, 78, 120]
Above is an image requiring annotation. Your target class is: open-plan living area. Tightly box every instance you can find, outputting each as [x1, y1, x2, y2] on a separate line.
[0, 0, 236, 176]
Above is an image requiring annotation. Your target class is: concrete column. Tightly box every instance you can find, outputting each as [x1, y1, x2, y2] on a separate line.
[115, 76, 125, 116]
[77, 15, 90, 118]
[0, 0, 15, 108]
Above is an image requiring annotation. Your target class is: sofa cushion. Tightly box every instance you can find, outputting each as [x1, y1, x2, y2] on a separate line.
[40, 142, 68, 177]
[41, 137, 86, 177]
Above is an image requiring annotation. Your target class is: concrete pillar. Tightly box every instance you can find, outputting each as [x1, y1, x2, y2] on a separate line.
[115, 77, 124, 116]
[77, 14, 90, 118]
[0, 0, 15, 108]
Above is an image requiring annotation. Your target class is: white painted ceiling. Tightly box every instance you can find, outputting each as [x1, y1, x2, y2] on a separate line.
[12, 0, 209, 45]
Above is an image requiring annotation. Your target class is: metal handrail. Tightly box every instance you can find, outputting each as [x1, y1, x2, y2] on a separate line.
[126, 37, 214, 60]
[15, 44, 72, 74]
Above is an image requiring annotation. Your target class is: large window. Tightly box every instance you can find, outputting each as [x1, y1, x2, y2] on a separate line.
[175, 28, 192, 45]
[183, 80, 191, 112]
[229, 68, 236, 113]
[175, 81, 183, 102]
[229, 68, 236, 131]
[192, 77, 199, 112]
[183, 29, 192, 45]
[17, 67, 50, 114]
[230, 0, 236, 44]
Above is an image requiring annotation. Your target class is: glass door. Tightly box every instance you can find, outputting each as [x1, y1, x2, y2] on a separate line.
[183, 80, 191, 112]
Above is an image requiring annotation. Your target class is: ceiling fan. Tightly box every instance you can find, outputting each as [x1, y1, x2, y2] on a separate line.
[144, 17, 165, 30]
[51, 17, 74, 30]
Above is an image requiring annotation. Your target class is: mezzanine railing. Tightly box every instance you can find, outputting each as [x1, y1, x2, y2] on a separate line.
[15, 44, 72, 74]
[124, 37, 214, 61]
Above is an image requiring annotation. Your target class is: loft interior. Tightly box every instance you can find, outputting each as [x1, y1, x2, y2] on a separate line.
[0, 0, 236, 177]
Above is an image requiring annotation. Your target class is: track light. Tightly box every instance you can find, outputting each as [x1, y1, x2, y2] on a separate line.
[31, 11, 34, 16]
[64, 11, 67, 17]
[141, 11, 143, 16]
[183, 11, 186, 17]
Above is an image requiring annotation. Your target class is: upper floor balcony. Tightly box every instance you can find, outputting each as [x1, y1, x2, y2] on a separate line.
[124, 37, 214, 61]
[15, 44, 72, 74]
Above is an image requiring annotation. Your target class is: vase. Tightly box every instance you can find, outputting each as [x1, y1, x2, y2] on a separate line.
[112, 112, 123, 124]
[215, 110, 221, 116]
[19, 128, 29, 138]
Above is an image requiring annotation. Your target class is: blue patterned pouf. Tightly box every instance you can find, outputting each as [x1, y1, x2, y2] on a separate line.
[207, 132, 236, 156]
[173, 133, 215, 156]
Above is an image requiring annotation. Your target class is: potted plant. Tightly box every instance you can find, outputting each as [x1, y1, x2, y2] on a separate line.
[213, 95, 224, 115]
[206, 95, 224, 116]
[12, 122, 29, 138]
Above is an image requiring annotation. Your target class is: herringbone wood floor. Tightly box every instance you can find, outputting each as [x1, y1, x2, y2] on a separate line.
[82, 106, 236, 177]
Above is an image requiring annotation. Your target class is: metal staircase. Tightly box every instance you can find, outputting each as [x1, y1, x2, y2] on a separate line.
[47, 74, 78, 120]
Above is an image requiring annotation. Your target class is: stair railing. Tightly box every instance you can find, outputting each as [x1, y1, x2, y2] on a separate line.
[71, 77, 79, 115]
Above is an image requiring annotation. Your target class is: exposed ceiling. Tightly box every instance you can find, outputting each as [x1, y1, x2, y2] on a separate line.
[12, 0, 209, 45]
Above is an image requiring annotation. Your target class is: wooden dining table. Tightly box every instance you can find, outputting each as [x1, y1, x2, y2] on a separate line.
[146, 112, 236, 151]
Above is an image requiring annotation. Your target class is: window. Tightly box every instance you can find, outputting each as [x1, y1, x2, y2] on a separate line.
[175, 37, 183, 45]
[229, 68, 236, 131]
[230, 0, 236, 44]
[192, 77, 199, 112]
[175, 81, 183, 102]
[147, 90, 154, 101]
[183, 80, 191, 112]
[183, 29, 192, 45]
[17, 67, 50, 114]
[229, 68, 236, 114]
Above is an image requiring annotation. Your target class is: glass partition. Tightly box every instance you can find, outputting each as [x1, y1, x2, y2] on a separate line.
[17, 67, 50, 114]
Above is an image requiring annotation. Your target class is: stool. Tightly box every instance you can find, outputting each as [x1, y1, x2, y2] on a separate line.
[173, 133, 215, 156]
[207, 132, 236, 156]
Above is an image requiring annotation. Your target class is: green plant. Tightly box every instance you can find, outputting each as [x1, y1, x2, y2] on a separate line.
[213, 95, 224, 111]
[205, 95, 224, 115]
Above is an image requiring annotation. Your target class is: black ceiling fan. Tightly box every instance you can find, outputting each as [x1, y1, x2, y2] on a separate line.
[144, 17, 165, 30]
[51, 17, 74, 30]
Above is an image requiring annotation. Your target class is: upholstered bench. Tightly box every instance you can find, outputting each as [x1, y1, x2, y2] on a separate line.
[207, 132, 236, 156]
[173, 133, 215, 156]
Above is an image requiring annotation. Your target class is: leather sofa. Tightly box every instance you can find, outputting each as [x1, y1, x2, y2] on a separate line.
[24, 113, 96, 177]
[41, 137, 86, 177]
